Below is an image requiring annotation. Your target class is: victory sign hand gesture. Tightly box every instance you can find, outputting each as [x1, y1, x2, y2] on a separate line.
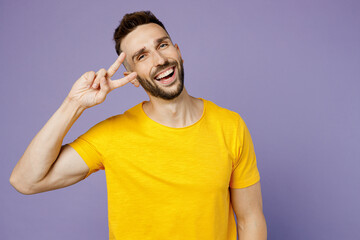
[67, 52, 137, 109]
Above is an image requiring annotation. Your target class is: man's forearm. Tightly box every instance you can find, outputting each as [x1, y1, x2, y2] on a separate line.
[10, 97, 85, 192]
[237, 214, 267, 240]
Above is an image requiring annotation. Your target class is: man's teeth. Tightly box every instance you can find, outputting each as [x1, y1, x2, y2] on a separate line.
[156, 68, 174, 80]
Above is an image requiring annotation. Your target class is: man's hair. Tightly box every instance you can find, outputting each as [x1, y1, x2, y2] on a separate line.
[113, 11, 169, 56]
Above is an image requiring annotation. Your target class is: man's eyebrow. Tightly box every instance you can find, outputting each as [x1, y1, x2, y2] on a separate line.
[154, 36, 170, 45]
[131, 47, 146, 62]
[131, 36, 171, 62]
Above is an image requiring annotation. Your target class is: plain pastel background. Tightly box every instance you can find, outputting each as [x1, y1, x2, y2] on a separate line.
[1, 0, 359, 239]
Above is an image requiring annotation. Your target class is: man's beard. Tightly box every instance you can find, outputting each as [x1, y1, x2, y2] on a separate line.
[136, 60, 184, 100]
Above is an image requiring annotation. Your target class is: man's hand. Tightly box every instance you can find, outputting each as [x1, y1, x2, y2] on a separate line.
[67, 52, 137, 109]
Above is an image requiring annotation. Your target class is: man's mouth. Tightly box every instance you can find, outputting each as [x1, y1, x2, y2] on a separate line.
[154, 66, 175, 81]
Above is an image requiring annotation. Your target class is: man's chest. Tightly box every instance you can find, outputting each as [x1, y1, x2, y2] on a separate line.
[104, 128, 235, 193]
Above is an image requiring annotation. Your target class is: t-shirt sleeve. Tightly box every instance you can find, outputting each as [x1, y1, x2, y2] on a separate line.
[67, 119, 110, 179]
[229, 116, 260, 188]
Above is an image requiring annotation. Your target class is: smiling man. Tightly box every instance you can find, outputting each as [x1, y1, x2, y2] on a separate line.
[10, 11, 267, 240]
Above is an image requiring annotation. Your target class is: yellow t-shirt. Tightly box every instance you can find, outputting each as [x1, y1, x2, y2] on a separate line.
[68, 98, 260, 240]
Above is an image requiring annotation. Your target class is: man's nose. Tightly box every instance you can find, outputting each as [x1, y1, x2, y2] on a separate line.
[152, 51, 166, 66]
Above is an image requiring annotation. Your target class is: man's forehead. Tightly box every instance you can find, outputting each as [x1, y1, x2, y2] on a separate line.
[121, 23, 170, 57]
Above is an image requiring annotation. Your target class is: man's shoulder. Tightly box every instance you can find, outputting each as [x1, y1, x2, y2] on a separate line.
[204, 99, 241, 122]
[93, 101, 144, 128]
[204, 100, 253, 136]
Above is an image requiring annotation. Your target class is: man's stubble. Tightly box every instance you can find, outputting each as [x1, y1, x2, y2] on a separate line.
[136, 60, 185, 100]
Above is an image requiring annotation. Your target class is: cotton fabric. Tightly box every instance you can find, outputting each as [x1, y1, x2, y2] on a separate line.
[68, 98, 260, 240]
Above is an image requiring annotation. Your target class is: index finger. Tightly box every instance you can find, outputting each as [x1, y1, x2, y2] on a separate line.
[107, 52, 126, 78]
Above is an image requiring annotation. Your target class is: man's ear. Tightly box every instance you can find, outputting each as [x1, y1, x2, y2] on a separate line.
[174, 43, 184, 63]
[124, 71, 140, 88]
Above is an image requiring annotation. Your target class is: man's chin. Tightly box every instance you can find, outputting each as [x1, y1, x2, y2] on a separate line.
[152, 79, 184, 100]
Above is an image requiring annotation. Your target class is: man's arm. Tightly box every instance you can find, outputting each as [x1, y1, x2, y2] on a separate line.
[9, 98, 88, 195]
[230, 181, 267, 239]
[9, 53, 137, 195]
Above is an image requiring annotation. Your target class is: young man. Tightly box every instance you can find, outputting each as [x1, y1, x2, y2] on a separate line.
[10, 11, 267, 240]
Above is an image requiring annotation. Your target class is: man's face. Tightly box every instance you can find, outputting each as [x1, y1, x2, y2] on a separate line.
[121, 23, 184, 100]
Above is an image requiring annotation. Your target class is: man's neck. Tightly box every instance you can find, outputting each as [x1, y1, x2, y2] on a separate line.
[143, 88, 204, 128]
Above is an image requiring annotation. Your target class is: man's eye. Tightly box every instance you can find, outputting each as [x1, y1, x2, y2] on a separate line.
[138, 55, 145, 60]
[160, 43, 168, 48]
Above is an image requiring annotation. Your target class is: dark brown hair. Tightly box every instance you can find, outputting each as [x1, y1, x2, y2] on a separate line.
[113, 11, 169, 56]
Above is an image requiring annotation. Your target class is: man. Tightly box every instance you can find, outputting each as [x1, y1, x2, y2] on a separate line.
[10, 11, 267, 240]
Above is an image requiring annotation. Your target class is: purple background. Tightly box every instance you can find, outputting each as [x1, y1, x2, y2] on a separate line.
[1, 0, 359, 239]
